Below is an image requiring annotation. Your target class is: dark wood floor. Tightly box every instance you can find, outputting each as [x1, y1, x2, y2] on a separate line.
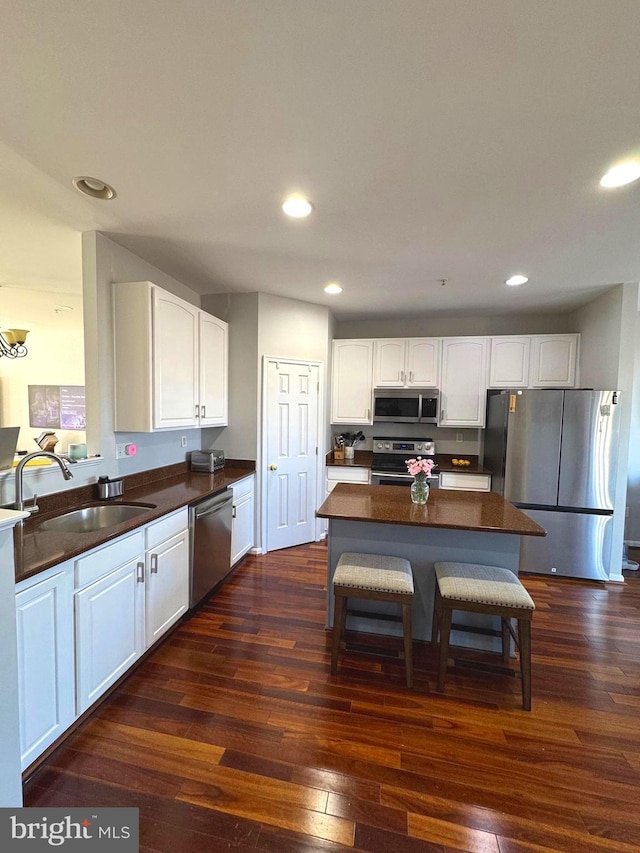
[24, 542, 640, 852]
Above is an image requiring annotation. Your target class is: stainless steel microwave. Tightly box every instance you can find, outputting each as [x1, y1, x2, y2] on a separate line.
[372, 388, 439, 423]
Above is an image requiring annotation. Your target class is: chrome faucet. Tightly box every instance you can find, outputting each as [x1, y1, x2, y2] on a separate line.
[15, 452, 73, 518]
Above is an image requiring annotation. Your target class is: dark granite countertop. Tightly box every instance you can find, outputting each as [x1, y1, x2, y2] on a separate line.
[326, 450, 374, 468]
[14, 461, 255, 584]
[316, 482, 545, 536]
[325, 450, 491, 475]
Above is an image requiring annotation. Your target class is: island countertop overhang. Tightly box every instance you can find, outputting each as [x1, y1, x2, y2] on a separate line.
[316, 483, 546, 537]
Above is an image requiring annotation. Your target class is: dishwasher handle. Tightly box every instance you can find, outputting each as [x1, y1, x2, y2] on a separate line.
[192, 490, 232, 520]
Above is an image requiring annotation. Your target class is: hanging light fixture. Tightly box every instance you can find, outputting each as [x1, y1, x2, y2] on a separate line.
[0, 328, 29, 358]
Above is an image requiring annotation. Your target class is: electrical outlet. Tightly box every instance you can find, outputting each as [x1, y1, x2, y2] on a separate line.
[456, 433, 463, 443]
[181, 435, 187, 448]
[116, 443, 127, 459]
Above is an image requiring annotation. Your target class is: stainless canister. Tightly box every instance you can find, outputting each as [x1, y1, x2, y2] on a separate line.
[97, 476, 124, 500]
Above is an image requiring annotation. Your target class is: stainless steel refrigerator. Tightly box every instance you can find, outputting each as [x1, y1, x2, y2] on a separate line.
[484, 389, 620, 580]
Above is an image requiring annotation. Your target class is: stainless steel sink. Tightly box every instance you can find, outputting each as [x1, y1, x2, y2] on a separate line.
[38, 503, 156, 533]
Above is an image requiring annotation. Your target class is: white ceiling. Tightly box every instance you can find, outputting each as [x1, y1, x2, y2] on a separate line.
[0, 0, 639, 319]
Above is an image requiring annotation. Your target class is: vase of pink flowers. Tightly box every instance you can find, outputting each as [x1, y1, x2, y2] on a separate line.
[406, 456, 435, 504]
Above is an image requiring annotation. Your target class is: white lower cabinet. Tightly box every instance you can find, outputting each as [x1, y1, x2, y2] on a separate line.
[16, 505, 193, 766]
[440, 472, 492, 492]
[326, 466, 371, 492]
[231, 475, 255, 566]
[145, 521, 190, 646]
[323, 466, 371, 536]
[74, 531, 146, 715]
[15, 564, 75, 770]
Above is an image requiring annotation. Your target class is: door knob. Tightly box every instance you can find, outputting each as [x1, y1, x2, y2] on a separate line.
[269, 464, 278, 471]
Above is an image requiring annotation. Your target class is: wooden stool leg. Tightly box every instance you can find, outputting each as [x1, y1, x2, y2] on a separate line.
[402, 601, 413, 689]
[331, 592, 346, 675]
[518, 617, 532, 711]
[431, 584, 441, 645]
[501, 617, 511, 664]
[437, 604, 452, 692]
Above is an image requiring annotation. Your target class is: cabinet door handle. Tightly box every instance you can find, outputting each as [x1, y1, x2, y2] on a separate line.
[195, 404, 200, 418]
[150, 554, 158, 574]
[409, 371, 414, 383]
[232, 506, 237, 518]
[137, 561, 144, 583]
[201, 405, 206, 418]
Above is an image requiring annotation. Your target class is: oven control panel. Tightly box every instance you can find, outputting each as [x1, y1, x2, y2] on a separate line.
[374, 439, 434, 455]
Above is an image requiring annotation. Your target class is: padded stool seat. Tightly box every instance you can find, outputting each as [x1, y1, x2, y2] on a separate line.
[331, 552, 414, 687]
[432, 562, 535, 710]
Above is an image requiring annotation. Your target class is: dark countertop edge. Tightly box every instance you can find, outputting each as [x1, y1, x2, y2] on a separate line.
[316, 510, 546, 536]
[14, 463, 256, 585]
[325, 450, 492, 475]
[316, 484, 546, 537]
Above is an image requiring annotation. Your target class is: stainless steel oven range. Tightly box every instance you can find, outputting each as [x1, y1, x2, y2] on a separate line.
[371, 437, 440, 489]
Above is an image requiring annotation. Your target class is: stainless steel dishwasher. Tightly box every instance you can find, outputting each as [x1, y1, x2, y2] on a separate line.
[189, 489, 233, 608]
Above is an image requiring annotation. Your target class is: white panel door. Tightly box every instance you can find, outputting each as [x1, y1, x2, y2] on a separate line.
[266, 360, 320, 551]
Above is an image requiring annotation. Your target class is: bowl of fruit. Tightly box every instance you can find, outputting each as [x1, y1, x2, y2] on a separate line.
[451, 458, 471, 466]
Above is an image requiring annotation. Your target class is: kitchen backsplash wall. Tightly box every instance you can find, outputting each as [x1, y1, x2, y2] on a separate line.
[332, 424, 481, 457]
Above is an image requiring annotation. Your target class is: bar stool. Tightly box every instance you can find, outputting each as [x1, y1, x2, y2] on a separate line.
[432, 561, 535, 710]
[331, 552, 414, 688]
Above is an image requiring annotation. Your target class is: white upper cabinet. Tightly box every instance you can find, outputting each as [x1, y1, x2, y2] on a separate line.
[407, 338, 440, 386]
[330, 333, 579, 426]
[373, 338, 440, 388]
[331, 339, 374, 424]
[199, 312, 228, 426]
[113, 281, 229, 431]
[439, 337, 489, 427]
[373, 339, 406, 387]
[529, 334, 579, 387]
[152, 288, 200, 429]
[488, 336, 531, 388]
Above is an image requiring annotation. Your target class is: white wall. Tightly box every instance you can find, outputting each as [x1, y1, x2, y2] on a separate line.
[335, 312, 573, 339]
[569, 286, 624, 389]
[201, 292, 259, 460]
[201, 291, 332, 551]
[569, 283, 639, 578]
[628, 307, 640, 544]
[84, 232, 205, 477]
[0, 288, 85, 454]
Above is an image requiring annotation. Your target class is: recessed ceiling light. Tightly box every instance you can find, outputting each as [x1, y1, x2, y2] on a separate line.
[282, 196, 313, 218]
[600, 160, 640, 188]
[72, 176, 117, 200]
[505, 274, 528, 287]
[324, 282, 343, 295]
